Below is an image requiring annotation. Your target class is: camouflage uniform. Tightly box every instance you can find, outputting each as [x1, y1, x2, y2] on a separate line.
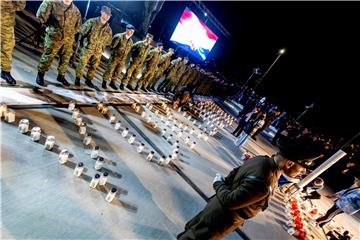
[158, 58, 182, 90]
[139, 48, 162, 88]
[123, 40, 151, 88]
[37, 0, 82, 75]
[102, 32, 133, 83]
[0, 0, 26, 72]
[171, 60, 187, 89]
[75, 17, 112, 80]
[149, 51, 172, 88]
[176, 65, 193, 89]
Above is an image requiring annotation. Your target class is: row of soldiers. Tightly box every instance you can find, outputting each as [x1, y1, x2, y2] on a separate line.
[1, 0, 213, 95]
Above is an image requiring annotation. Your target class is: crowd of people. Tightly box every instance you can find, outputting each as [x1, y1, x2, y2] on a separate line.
[1, 0, 217, 96]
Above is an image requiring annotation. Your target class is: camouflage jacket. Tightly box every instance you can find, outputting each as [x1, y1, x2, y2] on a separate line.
[156, 53, 172, 72]
[175, 62, 188, 80]
[36, 0, 82, 41]
[180, 65, 193, 82]
[0, 0, 26, 28]
[81, 17, 112, 52]
[145, 48, 162, 70]
[167, 58, 182, 77]
[130, 40, 151, 66]
[110, 32, 133, 61]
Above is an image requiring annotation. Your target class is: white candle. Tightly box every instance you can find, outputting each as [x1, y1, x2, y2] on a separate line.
[128, 134, 136, 144]
[105, 187, 117, 202]
[68, 101, 76, 111]
[114, 121, 121, 130]
[91, 145, 99, 159]
[5, 109, 15, 123]
[44, 135, 55, 150]
[190, 142, 196, 150]
[58, 149, 69, 164]
[79, 122, 87, 135]
[99, 172, 109, 186]
[94, 156, 104, 170]
[89, 174, 100, 188]
[141, 112, 146, 118]
[75, 117, 82, 126]
[122, 128, 129, 137]
[147, 151, 154, 161]
[73, 162, 84, 177]
[109, 115, 116, 124]
[83, 134, 92, 145]
[72, 108, 80, 119]
[137, 143, 145, 153]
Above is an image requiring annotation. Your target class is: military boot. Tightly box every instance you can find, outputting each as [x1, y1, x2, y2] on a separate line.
[74, 77, 81, 86]
[119, 83, 124, 90]
[102, 80, 107, 89]
[56, 74, 70, 87]
[109, 81, 118, 90]
[36, 72, 45, 86]
[85, 78, 95, 88]
[1, 71, 16, 85]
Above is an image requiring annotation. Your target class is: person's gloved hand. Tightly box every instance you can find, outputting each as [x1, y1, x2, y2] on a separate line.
[213, 173, 224, 184]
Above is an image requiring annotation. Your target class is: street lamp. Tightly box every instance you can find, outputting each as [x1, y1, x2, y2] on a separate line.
[253, 48, 286, 90]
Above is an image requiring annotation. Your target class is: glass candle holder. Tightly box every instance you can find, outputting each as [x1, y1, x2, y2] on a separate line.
[137, 143, 145, 153]
[128, 134, 136, 144]
[5, 109, 15, 123]
[30, 126, 41, 141]
[114, 121, 121, 130]
[79, 122, 87, 135]
[89, 173, 100, 188]
[161, 129, 166, 136]
[91, 145, 99, 159]
[83, 134, 92, 145]
[105, 187, 117, 202]
[94, 156, 104, 170]
[190, 142, 196, 150]
[75, 117, 82, 126]
[159, 155, 166, 165]
[122, 128, 129, 137]
[18, 119, 29, 133]
[44, 135, 56, 150]
[99, 172, 109, 186]
[147, 151, 154, 161]
[109, 114, 116, 124]
[68, 101, 76, 111]
[58, 149, 69, 164]
[72, 108, 80, 119]
[73, 162, 84, 177]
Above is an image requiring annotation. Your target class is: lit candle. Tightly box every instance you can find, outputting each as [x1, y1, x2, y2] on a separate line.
[89, 173, 100, 188]
[166, 134, 172, 141]
[83, 133, 92, 145]
[165, 155, 172, 165]
[99, 172, 109, 186]
[135, 105, 141, 112]
[73, 162, 84, 177]
[137, 143, 145, 153]
[72, 108, 80, 119]
[18, 119, 29, 133]
[128, 134, 136, 144]
[58, 149, 69, 164]
[172, 151, 178, 160]
[75, 117, 82, 126]
[5, 109, 15, 123]
[97, 102, 104, 111]
[30, 126, 41, 141]
[159, 155, 166, 165]
[44, 135, 55, 150]
[94, 156, 104, 170]
[91, 145, 99, 159]
[149, 105, 153, 111]
[101, 107, 109, 115]
[68, 100, 76, 111]
[79, 122, 87, 135]
[161, 128, 166, 136]
[105, 187, 117, 202]
[141, 112, 146, 118]
[182, 112, 187, 117]
[114, 120, 121, 130]
[109, 114, 116, 124]
[146, 116, 152, 123]
[147, 151, 154, 161]
[190, 142, 196, 150]
[122, 128, 129, 137]
[146, 102, 151, 108]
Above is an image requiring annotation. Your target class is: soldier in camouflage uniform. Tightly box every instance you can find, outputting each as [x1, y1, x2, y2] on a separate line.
[148, 48, 174, 91]
[102, 24, 134, 90]
[74, 6, 112, 88]
[169, 56, 189, 92]
[0, 0, 26, 85]
[175, 63, 195, 90]
[35, 0, 82, 87]
[138, 42, 163, 92]
[122, 33, 153, 91]
[157, 55, 183, 92]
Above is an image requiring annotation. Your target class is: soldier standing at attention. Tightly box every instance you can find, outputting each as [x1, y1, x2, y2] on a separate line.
[157, 55, 183, 92]
[138, 42, 163, 92]
[35, 0, 82, 87]
[0, 0, 26, 85]
[102, 24, 135, 90]
[74, 6, 112, 88]
[170, 56, 189, 92]
[149, 48, 174, 92]
[122, 33, 153, 91]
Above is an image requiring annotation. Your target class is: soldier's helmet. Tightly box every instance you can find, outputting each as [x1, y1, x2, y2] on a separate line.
[101, 6, 112, 16]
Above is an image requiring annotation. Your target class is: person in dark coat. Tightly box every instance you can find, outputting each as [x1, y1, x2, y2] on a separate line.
[177, 137, 321, 240]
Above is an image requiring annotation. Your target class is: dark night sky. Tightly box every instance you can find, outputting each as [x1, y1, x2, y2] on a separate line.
[25, 1, 360, 141]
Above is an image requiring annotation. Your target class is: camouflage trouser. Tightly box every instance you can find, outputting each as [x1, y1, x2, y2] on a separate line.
[123, 63, 142, 87]
[139, 67, 155, 88]
[75, 48, 102, 80]
[0, 15, 15, 72]
[102, 55, 126, 83]
[38, 34, 74, 75]
[149, 69, 163, 87]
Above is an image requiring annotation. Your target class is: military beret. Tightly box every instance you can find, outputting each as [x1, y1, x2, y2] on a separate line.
[101, 6, 112, 16]
[168, 48, 174, 52]
[146, 33, 154, 39]
[157, 42, 163, 47]
[126, 24, 135, 30]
